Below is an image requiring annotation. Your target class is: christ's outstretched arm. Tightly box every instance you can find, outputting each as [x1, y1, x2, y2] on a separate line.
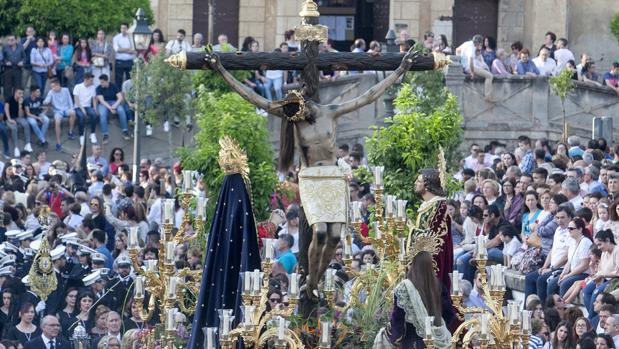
[208, 54, 284, 117]
[330, 49, 420, 118]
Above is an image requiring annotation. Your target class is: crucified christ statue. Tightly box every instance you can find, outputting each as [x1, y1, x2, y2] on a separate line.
[167, 0, 448, 301]
[205, 48, 418, 296]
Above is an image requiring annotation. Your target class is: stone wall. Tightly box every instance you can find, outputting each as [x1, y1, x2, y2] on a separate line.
[444, 59, 619, 147]
[150, 0, 194, 41]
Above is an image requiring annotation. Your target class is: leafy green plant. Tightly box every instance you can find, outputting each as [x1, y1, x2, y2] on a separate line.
[16, 0, 153, 39]
[192, 70, 252, 97]
[611, 12, 619, 45]
[178, 90, 278, 236]
[549, 68, 576, 142]
[366, 83, 463, 207]
[128, 52, 193, 126]
[336, 260, 399, 348]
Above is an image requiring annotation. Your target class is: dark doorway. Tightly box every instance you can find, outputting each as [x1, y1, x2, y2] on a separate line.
[452, 0, 498, 47]
[372, 0, 390, 42]
[192, 0, 240, 46]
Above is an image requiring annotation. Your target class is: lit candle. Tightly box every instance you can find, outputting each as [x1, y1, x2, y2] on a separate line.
[222, 311, 230, 336]
[325, 268, 334, 291]
[168, 277, 178, 299]
[146, 260, 158, 272]
[243, 305, 255, 326]
[522, 310, 532, 332]
[277, 316, 285, 341]
[481, 314, 489, 337]
[497, 266, 505, 289]
[183, 170, 193, 192]
[490, 265, 497, 289]
[386, 195, 394, 216]
[451, 271, 460, 295]
[399, 237, 406, 261]
[425, 316, 434, 337]
[320, 319, 331, 346]
[166, 241, 176, 264]
[373, 166, 384, 187]
[135, 276, 144, 298]
[129, 227, 139, 249]
[374, 223, 382, 240]
[163, 199, 175, 224]
[243, 271, 252, 294]
[344, 239, 352, 259]
[397, 200, 408, 220]
[197, 197, 207, 221]
[166, 308, 176, 331]
[353, 202, 362, 223]
[265, 239, 273, 261]
[252, 269, 261, 293]
[290, 273, 299, 297]
[204, 327, 217, 349]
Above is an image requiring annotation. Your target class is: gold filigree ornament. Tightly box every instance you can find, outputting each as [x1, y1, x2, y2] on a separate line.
[28, 235, 57, 301]
[164, 50, 187, 70]
[438, 146, 448, 192]
[408, 227, 444, 263]
[295, 24, 328, 43]
[218, 136, 250, 181]
[283, 90, 307, 122]
[299, 0, 320, 17]
[431, 52, 451, 70]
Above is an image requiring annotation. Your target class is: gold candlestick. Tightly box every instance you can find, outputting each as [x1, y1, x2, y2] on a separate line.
[374, 187, 384, 230]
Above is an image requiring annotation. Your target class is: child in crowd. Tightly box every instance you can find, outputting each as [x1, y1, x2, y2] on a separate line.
[595, 203, 610, 234]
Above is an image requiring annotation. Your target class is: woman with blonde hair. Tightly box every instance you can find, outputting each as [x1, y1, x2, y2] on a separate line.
[98, 335, 121, 349]
[121, 329, 140, 349]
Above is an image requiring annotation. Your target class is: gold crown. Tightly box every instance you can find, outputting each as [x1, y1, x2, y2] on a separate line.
[299, 0, 320, 17]
[408, 228, 444, 269]
[218, 136, 250, 181]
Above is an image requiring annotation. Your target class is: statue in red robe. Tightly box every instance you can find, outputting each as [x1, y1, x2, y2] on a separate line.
[409, 169, 454, 290]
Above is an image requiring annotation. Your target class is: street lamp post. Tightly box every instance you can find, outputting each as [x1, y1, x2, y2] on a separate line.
[131, 8, 151, 183]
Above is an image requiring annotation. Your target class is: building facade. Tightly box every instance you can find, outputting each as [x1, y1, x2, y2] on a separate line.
[151, 0, 619, 68]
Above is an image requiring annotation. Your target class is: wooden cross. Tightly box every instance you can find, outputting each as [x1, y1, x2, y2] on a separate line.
[167, 0, 450, 318]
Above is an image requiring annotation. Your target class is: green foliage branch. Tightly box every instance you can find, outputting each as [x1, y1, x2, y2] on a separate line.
[14, 0, 153, 39]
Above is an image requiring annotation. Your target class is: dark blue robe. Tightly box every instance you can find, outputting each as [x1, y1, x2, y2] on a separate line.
[188, 173, 262, 349]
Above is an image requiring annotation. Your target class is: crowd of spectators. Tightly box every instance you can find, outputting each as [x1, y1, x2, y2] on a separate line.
[455, 32, 619, 102]
[0, 24, 210, 160]
[446, 134, 619, 349]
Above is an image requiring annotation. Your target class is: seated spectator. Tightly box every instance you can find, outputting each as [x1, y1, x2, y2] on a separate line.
[492, 48, 512, 77]
[4, 88, 34, 157]
[517, 48, 540, 76]
[563, 246, 601, 304]
[96, 74, 131, 141]
[499, 224, 521, 261]
[165, 29, 191, 55]
[544, 321, 574, 349]
[581, 61, 601, 86]
[44, 78, 76, 152]
[482, 36, 497, 69]
[507, 41, 523, 74]
[604, 62, 619, 96]
[23, 85, 49, 149]
[554, 38, 576, 74]
[533, 47, 557, 76]
[584, 230, 619, 317]
[529, 318, 548, 349]
[540, 31, 558, 60]
[275, 234, 297, 274]
[546, 217, 592, 296]
[596, 305, 615, 334]
[73, 73, 97, 145]
[457, 35, 494, 102]
[213, 34, 237, 52]
[524, 204, 572, 302]
[574, 317, 596, 343]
